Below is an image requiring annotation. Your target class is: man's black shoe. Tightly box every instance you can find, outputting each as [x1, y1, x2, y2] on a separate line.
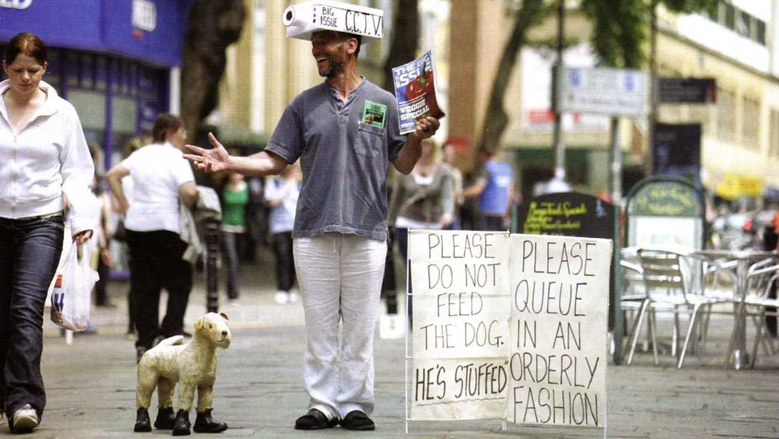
[340, 410, 375, 431]
[294, 409, 338, 430]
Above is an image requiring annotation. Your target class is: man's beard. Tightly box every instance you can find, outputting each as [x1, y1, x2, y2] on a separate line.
[319, 54, 344, 78]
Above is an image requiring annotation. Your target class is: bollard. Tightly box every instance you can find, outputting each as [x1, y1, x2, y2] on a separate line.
[205, 220, 220, 313]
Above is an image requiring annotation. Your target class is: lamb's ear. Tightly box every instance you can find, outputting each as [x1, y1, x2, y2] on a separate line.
[219, 312, 230, 321]
[195, 316, 204, 330]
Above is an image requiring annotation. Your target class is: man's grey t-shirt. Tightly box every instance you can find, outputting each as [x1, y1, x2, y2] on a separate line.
[265, 79, 407, 241]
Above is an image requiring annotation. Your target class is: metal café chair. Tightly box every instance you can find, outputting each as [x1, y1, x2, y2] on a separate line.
[626, 248, 731, 368]
[621, 259, 676, 366]
[725, 261, 779, 368]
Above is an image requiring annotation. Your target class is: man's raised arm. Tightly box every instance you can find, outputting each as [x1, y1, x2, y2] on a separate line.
[185, 132, 288, 177]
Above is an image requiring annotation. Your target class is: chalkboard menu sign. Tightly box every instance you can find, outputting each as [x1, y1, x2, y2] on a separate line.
[627, 179, 702, 217]
[625, 176, 706, 249]
[518, 192, 615, 240]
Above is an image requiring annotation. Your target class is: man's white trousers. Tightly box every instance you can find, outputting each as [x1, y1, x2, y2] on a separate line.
[293, 234, 387, 420]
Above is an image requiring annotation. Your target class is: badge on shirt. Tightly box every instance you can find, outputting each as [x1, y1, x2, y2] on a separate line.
[362, 101, 387, 129]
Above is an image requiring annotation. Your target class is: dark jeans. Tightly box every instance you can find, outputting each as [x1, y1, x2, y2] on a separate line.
[0, 214, 64, 421]
[126, 230, 192, 350]
[271, 232, 295, 292]
[480, 214, 505, 231]
[94, 248, 110, 306]
[221, 231, 242, 299]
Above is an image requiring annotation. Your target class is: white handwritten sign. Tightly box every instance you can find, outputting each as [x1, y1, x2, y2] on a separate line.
[409, 231, 611, 428]
[282, 0, 384, 42]
[507, 235, 610, 427]
[409, 231, 510, 420]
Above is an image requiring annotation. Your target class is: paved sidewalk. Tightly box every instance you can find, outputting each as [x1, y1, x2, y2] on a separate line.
[23, 261, 779, 438]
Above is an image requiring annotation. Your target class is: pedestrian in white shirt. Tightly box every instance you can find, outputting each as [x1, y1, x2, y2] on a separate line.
[106, 114, 199, 371]
[0, 32, 95, 434]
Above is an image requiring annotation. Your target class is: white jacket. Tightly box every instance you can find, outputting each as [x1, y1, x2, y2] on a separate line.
[0, 80, 95, 235]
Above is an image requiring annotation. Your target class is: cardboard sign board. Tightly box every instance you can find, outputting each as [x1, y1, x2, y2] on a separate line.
[282, 0, 384, 41]
[556, 67, 647, 118]
[409, 231, 612, 429]
[506, 234, 610, 427]
[658, 77, 716, 104]
[410, 231, 511, 421]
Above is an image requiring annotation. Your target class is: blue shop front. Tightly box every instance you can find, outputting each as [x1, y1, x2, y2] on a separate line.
[0, 0, 194, 171]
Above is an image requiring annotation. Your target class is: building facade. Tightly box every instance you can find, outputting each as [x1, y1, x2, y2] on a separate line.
[450, 0, 779, 202]
[0, 0, 194, 171]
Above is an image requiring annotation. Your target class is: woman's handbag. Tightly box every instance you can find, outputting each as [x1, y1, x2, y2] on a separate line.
[49, 245, 100, 332]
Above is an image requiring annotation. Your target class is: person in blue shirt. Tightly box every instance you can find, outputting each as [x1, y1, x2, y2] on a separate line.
[462, 150, 514, 231]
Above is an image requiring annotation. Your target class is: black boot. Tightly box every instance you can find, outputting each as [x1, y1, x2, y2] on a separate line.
[154, 407, 176, 430]
[193, 409, 228, 433]
[134, 408, 152, 433]
[172, 410, 191, 436]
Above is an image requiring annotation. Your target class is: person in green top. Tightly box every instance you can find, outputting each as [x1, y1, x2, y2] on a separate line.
[220, 172, 249, 301]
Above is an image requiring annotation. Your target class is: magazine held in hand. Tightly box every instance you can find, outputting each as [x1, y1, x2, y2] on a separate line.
[392, 50, 445, 134]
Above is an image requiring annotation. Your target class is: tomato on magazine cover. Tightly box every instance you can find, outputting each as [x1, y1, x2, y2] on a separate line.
[404, 65, 445, 119]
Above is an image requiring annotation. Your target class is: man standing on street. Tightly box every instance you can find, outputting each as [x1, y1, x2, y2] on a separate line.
[184, 3, 440, 431]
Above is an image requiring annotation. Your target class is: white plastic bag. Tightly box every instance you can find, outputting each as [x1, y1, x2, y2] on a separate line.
[49, 245, 99, 332]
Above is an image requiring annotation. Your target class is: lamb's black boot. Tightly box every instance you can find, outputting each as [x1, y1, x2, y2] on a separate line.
[154, 407, 176, 429]
[193, 409, 228, 433]
[172, 410, 191, 436]
[134, 408, 152, 432]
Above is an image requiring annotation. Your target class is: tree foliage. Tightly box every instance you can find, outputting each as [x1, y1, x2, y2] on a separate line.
[476, 0, 551, 155]
[580, 0, 718, 68]
[383, 0, 419, 93]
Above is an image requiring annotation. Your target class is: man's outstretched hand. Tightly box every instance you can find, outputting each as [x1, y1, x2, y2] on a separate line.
[184, 132, 230, 173]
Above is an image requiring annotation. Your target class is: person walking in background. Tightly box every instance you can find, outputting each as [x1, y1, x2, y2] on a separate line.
[243, 177, 266, 263]
[220, 172, 249, 303]
[462, 150, 514, 231]
[264, 164, 301, 304]
[0, 32, 95, 433]
[440, 141, 464, 230]
[106, 114, 198, 363]
[184, 13, 440, 429]
[389, 139, 455, 261]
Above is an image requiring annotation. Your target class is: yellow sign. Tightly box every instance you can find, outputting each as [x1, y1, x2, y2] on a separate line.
[715, 174, 763, 200]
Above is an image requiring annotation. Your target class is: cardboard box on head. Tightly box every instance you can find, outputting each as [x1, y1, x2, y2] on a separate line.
[283, 0, 384, 42]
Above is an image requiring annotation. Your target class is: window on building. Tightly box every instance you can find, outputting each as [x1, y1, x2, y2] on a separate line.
[736, 10, 751, 38]
[716, 87, 736, 144]
[723, 2, 736, 31]
[742, 96, 761, 151]
[770, 116, 779, 159]
[769, 110, 779, 159]
[756, 19, 767, 45]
